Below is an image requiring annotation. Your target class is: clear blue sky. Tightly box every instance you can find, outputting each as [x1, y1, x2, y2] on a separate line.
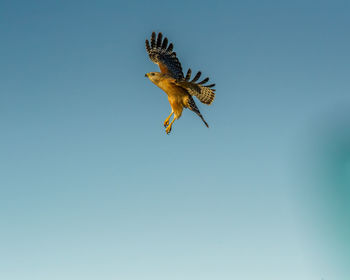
[1, 0, 350, 279]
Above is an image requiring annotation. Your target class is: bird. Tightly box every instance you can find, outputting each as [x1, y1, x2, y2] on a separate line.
[145, 32, 216, 134]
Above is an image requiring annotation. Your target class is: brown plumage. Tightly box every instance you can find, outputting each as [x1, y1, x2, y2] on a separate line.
[145, 32, 216, 134]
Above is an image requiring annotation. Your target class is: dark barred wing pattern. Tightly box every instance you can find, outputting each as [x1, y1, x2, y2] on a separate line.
[186, 96, 209, 128]
[145, 32, 184, 80]
[176, 69, 216, 105]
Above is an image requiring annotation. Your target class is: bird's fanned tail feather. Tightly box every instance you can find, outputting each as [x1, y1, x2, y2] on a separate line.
[178, 69, 216, 105]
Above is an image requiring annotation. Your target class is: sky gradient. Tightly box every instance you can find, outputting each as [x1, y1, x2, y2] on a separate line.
[1, 0, 350, 279]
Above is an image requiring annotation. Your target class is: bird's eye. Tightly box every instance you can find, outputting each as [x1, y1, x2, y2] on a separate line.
[151, 73, 154, 76]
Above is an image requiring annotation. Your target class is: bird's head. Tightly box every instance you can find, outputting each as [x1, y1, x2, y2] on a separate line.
[145, 72, 162, 84]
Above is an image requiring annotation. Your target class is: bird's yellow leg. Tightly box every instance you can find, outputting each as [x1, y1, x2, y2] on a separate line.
[165, 117, 176, 134]
[163, 111, 174, 128]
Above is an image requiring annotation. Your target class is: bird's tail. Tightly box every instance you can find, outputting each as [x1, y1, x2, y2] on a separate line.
[186, 96, 209, 128]
[178, 69, 216, 105]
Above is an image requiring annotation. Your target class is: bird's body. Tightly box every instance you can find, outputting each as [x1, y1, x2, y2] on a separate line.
[163, 84, 188, 120]
[147, 72, 189, 119]
[145, 32, 215, 134]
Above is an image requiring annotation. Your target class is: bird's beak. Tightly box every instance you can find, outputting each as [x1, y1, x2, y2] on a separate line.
[144, 73, 148, 77]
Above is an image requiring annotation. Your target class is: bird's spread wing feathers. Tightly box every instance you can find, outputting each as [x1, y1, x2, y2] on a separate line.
[146, 32, 216, 105]
[145, 32, 184, 80]
[176, 69, 216, 105]
[186, 95, 209, 127]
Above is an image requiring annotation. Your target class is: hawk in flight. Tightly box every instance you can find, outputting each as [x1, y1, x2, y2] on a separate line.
[145, 32, 216, 134]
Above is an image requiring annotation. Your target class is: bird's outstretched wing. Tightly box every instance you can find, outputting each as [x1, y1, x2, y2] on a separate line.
[186, 95, 209, 127]
[145, 32, 184, 80]
[176, 69, 216, 105]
